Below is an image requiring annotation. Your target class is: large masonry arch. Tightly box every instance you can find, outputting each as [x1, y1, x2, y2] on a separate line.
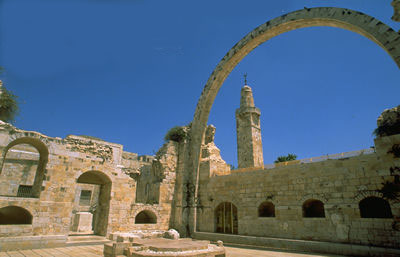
[187, 7, 400, 233]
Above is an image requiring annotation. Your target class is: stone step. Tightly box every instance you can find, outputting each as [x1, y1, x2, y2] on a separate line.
[66, 235, 111, 246]
[68, 231, 95, 236]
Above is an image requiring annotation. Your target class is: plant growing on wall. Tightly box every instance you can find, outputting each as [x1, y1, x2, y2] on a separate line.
[164, 126, 187, 142]
[378, 180, 400, 201]
[389, 144, 400, 158]
[274, 153, 297, 163]
[376, 167, 400, 201]
[373, 105, 400, 137]
[0, 81, 19, 124]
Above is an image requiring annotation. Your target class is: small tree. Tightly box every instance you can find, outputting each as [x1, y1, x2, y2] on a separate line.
[274, 153, 297, 163]
[0, 81, 19, 123]
[164, 126, 187, 142]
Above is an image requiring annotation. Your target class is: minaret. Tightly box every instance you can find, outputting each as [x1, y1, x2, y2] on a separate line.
[236, 76, 264, 169]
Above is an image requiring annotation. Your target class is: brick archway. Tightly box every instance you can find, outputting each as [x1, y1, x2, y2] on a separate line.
[187, 7, 400, 233]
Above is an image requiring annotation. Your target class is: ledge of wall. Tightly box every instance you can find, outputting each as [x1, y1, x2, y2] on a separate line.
[193, 232, 400, 257]
[0, 235, 67, 251]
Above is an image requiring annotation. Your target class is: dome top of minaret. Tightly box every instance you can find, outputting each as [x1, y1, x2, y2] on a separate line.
[240, 74, 255, 108]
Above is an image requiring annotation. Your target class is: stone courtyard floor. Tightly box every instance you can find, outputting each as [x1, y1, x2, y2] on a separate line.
[0, 244, 345, 257]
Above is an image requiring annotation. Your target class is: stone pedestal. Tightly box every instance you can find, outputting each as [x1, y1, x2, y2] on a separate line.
[72, 212, 93, 233]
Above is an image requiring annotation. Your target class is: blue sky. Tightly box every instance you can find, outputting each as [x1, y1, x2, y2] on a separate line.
[0, 0, 399, 166]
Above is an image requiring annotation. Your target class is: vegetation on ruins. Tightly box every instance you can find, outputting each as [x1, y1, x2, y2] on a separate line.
[374, 121, 400, 138]
[376, 166, 400, 201]
[0, 80, 19, 124]
[373, 105, 400, 137]
[274, 153, 297, 163]
[164, 126, 187, 142]
[378, 180, 400, 201]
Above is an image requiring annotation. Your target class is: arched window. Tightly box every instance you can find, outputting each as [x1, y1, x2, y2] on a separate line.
[0, 137, 48, 198]
[258, 201, 275, 217]
[359, 197, 392, 218]
[0, 206, 32, 225]
[302, 199, 325, 218]
[135, 210, 157, 224]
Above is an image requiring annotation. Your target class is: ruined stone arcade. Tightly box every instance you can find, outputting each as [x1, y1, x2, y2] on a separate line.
[0, 5, 400, 257]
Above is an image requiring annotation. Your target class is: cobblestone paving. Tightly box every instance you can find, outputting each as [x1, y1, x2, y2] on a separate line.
[0, 245, 345, 257]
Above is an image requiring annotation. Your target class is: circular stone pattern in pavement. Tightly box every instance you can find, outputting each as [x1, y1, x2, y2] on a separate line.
[128, 238, 225, 256]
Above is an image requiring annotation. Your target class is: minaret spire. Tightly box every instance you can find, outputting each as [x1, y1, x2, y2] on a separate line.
[235, 81, 264, 169]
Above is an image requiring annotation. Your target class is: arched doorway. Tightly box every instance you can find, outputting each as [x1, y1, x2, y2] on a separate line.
[188, 7, 400, 233]
[70, 170, 111, 236]
[215, 202, 238, 234]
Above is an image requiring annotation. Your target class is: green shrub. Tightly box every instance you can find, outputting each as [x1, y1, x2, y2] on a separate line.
[164, 126, 187, 142]
[274, 153, 297, 163]
[373, 105, 400, 137]
[373, 120, 400, 137]
[0, 83, 19, 123]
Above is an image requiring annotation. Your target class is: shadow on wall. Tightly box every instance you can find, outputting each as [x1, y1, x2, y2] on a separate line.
[135, 210, 157, 224]
[0, 206, 32, 225]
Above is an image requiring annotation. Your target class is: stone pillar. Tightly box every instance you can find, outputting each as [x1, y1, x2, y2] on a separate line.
[235, 85, 264, 169]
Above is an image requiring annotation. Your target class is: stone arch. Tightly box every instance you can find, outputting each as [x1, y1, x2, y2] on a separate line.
[0, 205, 33, 225]
[76, 170, 112, 185]
[212, 197, 240, 211]
[135, 210, 157, 224]
[299, 193, 328, 204]
[188, 7, 400, 232]
[73, 170, 112, 236]
[133, 206, 161, 224]
[0, 137, 49, 198]
[354, 189, 386, 202]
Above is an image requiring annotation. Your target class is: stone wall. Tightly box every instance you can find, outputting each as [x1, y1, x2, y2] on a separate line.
[196, 134, 400, 248]
[0, 121, 177, 242]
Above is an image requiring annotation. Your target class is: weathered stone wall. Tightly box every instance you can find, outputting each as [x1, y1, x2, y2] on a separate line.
[133, 141, 178, 229]
[0, 121, 176, 240]
[196, 134, 400, 248]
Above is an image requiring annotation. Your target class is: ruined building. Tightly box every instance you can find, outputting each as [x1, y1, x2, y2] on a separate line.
[1, 5, 400, 257]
